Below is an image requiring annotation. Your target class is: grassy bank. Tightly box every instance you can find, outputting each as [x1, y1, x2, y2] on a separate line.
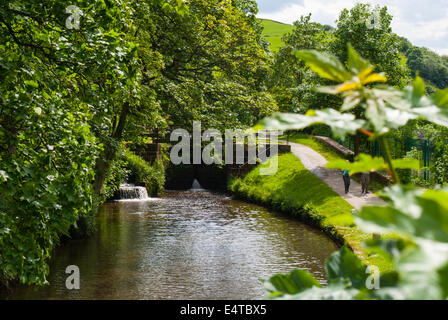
[228, 153, 393, 272]
[285, 133, 343, 162]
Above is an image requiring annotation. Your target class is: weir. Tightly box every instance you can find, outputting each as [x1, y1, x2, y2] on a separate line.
[119, 184, 149, 200]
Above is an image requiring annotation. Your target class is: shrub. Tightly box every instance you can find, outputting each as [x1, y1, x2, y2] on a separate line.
[0, 116, 99, 287]
[103, 149, 131, 201]
[122, 150, 165, 197]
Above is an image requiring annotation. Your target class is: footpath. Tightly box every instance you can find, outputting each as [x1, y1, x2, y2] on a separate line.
[287, 142, 385, 211]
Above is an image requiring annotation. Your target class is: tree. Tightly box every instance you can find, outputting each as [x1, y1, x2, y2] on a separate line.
[267, 14, 337, 113]
[331, 3, 410, 154]
[0, 0, 141, 285]
[145, 0, 276, 133]
[332, 3, 410, 88]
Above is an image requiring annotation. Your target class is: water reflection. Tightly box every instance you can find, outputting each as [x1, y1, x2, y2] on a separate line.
[5, 191, 338, 300]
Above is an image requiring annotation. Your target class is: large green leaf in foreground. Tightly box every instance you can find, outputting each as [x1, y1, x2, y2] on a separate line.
[260, 44, 448, 300]
[355, 186, 448, 299]
[375, 78, 448, 131]
[258, 109, 365, 139]
[294, 50, 352, 82]
[356, 186, 448, 243]
[263, 247, 367, 300]
[326, 154, 419, 175]
[263, 269, 321, 298]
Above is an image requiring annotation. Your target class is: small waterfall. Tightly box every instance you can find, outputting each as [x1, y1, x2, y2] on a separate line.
[190, 179, 204, 190]
[119, 184, 149, 200]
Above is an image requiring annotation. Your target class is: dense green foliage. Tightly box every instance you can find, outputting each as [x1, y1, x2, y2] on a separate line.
[400, 37, 448, 92]
[260, 43, 448, 299]
[0, 0, 274, 287]
[0, 0, 140, 286]
[420, 124, 448, 185]
[264, 185, 448, 300]
[284, 134, 344, 163]
[146, 0, 276, 133]
[229, 153, 392, 271]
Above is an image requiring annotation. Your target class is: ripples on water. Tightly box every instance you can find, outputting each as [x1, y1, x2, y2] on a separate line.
[5, 191, 338, 300]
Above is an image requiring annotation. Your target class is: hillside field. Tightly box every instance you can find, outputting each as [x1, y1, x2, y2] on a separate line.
[261, 19, 294, 52]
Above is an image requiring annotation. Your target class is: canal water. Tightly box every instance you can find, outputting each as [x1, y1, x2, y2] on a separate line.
[5, 191, 338, 299]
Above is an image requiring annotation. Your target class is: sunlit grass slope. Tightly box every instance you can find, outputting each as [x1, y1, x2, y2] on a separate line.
[261, 19, 294, 52]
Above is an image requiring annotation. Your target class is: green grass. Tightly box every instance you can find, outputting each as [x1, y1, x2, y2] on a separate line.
[229, 153, 393, 272]
[261, 19, 294, 52]
[122, 150, 165, 196]
[285, 133, 343, 163]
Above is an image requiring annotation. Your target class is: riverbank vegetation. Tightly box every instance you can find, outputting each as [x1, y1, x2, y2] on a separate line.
[104, 149, 165, 200]
[0, 0, 274, 287]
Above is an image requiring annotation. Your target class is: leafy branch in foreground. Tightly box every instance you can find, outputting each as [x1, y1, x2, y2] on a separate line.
[264, 185, 448, 300]
[254, 109, 365, 139]
[264, 246, 367, 300]
[259, 45, 448, 300]
[259, 44, 448, 183]
[326, 154, 419, 176]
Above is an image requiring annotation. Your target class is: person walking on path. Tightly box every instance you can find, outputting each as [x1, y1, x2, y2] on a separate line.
[361, 172, 370, 196]
[342, 170, 351, 194]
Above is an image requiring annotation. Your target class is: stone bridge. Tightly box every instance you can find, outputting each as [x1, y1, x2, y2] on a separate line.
[128, 142, 291, 191]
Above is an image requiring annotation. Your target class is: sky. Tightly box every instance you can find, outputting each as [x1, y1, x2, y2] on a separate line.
[256, 0, 448, 55]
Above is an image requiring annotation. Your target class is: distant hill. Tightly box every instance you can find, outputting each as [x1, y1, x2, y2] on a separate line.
[260, 20, 448, 90]
[399, 36, 448, 91]
[260, 19, 294, 52]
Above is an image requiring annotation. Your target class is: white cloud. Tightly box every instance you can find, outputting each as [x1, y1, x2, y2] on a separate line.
[257, 0, 448, 55]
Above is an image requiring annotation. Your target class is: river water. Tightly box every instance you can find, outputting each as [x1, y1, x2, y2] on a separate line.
[5, 191, 338, 300]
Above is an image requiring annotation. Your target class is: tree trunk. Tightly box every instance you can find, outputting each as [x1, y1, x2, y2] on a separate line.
[93, 102, 130, 198]
[93, 143, 116, 197]
[354, 131, 360, 156]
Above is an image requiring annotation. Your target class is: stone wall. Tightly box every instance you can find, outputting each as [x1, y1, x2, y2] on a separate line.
[314, 136, 354, 160]
[313, 136, 392, 185]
